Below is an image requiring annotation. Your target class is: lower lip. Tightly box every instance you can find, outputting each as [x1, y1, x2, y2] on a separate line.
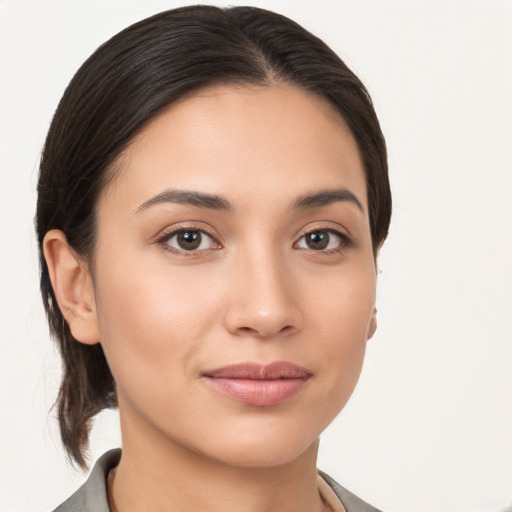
[204, 377, 309, 406]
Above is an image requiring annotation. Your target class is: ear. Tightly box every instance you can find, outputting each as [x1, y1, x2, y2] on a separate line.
[43, 229, 100, 345]
[367, 307, 377, 340]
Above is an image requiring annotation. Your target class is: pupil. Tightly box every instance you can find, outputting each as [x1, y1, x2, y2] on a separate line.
[307, 231, 329, 250]
[178, 230, 201, 250]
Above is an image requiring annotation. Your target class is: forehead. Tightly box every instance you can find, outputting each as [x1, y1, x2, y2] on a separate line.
[101, 83, 367, 213]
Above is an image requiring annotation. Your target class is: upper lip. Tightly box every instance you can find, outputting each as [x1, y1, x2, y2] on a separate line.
[202, 362, 311, 380]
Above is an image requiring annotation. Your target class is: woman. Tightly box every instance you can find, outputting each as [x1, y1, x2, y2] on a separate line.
[37, 5, 391, 511]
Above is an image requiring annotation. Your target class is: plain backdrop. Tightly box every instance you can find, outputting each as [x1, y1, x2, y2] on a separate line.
[0, 1, 511, 511]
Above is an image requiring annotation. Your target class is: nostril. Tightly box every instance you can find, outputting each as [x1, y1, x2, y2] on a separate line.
[236, 324, 295, 338]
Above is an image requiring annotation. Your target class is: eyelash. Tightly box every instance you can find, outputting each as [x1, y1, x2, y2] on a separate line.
[156, 225, 353, 256]
[294, 227, 354, 254]
[156, 226, 221, 256]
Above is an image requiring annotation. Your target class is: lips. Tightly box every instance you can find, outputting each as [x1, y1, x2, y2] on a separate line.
[201, 362, 311, 407]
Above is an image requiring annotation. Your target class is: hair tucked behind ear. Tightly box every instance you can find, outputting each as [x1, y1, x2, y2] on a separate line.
[40, 261, 117, 468]
[37, 4, 391, 469]
[56, 337, 116, 468]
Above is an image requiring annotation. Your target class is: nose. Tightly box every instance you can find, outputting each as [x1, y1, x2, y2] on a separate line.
[223, 248, 303, 339]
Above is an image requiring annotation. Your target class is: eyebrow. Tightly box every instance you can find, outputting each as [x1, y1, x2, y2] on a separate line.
[136, 187, 363, 214]
[136, 190, 232, 213]
[293, 188, 364, 212]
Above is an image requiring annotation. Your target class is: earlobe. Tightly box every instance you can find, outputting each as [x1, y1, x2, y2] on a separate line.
[367, 307, 377, 340]
[43, 230, 100, 345]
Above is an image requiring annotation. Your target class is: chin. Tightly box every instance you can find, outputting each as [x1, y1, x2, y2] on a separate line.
[188, 423, 321, 469]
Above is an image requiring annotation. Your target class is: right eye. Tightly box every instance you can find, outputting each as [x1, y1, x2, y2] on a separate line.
[159, 229, 220, 253]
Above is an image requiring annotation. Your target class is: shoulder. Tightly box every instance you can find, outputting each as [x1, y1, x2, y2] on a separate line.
[319, 470, 384, 512]
[51, 449, 121, 512]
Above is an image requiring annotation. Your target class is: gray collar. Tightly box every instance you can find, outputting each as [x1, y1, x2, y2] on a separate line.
[52, 449, 120, 512]
[53, 449, 382, 512]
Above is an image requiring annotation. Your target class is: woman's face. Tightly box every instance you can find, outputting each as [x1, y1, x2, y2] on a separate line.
[90, 84, 377, 467]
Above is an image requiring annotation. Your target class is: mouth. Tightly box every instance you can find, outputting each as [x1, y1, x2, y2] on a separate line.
[201, 362, 312, 407]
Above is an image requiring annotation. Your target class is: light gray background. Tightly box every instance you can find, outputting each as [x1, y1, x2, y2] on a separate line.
[0, 1, 511, 511]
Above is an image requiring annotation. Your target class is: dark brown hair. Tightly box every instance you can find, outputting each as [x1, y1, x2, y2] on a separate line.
[36, 4, 391, 468]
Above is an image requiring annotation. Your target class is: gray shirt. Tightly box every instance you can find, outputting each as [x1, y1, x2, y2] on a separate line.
[52, 449, 382, 512]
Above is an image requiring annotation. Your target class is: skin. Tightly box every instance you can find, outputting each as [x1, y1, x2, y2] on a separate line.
[44, 84, 377, 512]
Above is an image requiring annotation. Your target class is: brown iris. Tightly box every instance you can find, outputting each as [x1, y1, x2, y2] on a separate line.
[305, 231, 329, 250]
[176, 230, 202, 250]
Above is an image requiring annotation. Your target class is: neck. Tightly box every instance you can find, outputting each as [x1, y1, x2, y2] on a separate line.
[110, 407, 327, 512]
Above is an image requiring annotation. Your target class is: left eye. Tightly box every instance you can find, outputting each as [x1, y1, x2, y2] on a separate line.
[162, 229, 217, 252]
[296, 230, 344, 251]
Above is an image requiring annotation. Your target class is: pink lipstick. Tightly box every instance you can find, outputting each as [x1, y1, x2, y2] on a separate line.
[202, 362, 311, 407]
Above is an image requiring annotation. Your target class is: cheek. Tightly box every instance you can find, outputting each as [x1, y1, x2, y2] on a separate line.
[306, 267, 375, 405]
[305, 260, 376, 341]
[91, 255, 220, 397]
